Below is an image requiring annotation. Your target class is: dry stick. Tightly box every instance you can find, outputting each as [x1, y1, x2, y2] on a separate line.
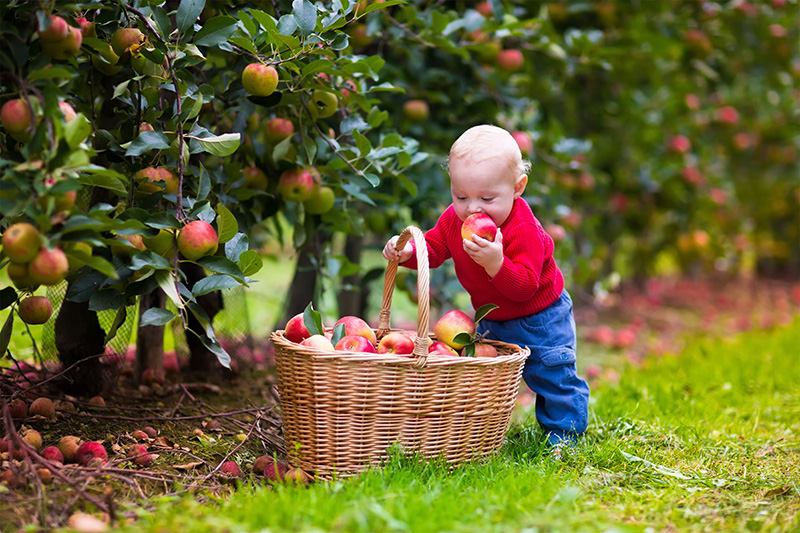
[200, 416, 261, 482]
[60, 406, 267, 422]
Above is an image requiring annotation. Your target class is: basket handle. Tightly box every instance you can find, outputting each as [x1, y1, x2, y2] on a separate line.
[377, 226, 431, 365]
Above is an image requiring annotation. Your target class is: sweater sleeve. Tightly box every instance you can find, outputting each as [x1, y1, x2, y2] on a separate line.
[489, 224, 547, 302]
[401, 207, 454, 270]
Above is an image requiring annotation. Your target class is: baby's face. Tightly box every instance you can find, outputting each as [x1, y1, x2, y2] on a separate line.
[449, 155, 526, 227]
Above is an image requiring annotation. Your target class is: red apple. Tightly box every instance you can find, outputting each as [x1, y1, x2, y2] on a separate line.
[242, 165, 268, 190]
[472, 342, 498, 357]
[334, 316, 377, 346]
[475, 2, 493, 16]
[303, 186, 335, 215]
[433, 309, 476, 350]
[716, 106, 740, 125]
[21, 429, 43, 451]
[37, 15, 69, 42]
[177, 220, 218, 261]
[680, 166, 704, 186]
[684, 93, 701, 110]
[111, 234, 145, 257]
[18, 296, 53, 325]
[265, 117, 294, 143]
[284, 313, 311, 343]
[29, 247, 69, 286]
[76, 441, 107, 466]
[42, 25, 82, 60]
[667, 135, 691, 154]
[300, 334, 335, 351]
[278, 167, 315, 202]
[10, 398, 27, 419]
[75, 17, 95, 38]
[545, 224, 567, 243]
[403, 100, 429, 122]
[127, 444, 154, 467]
[41, 446, 64, 463]
[242, 63, 279, 96]
[2, 222, 41, 263]
[461, 213, 497, 242]
[29, 397, 56, 419]
[58, 101, 77, 122]
[496, 49, 524, 72]
[511, 131, 533, 156]
[58, 436, 83, 463]
[428, 341, 459, 356]
[614, 328, 636, 349]
[110, 27, 144, 56]
[348, 23, 371, 48]
[1, 99, 33, 138]
[377, 332, 415, 355]
[260, 456, 289, 482]
[335, 334, 376, 353]
[135, 166, 178, 196]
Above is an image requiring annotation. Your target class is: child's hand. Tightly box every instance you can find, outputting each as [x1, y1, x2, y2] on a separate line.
[383, 235, 413, 263]
[463, 228, 504, 277]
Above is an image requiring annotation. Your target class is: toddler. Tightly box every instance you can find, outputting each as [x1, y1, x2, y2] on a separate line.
[383, 124, 590, 447]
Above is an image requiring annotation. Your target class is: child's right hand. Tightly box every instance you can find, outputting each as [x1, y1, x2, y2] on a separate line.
[383, 235, 413, 263]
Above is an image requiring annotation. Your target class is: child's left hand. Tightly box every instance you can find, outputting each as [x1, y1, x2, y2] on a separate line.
[463, 228, 504, 277]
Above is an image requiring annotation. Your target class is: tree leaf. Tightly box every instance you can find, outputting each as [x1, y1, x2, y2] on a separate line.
[187, 133, 240, 156]
[224, 232, 249, 262]
[140, 307, 176, 327]
[196, 256, 246, 282]
[0, 311, 13, 359]
[78, 166, 128, 196]
[215, 203, 238, 244]
[126, 131, 171, 157]
[194, 15, 237, 46]
[463, 343, 476, 357]
[331, 323, 346, 346]
[453, 332, 474, 346]
[0, 288, 18, 311]
[177, 0, 206, 34]
[89, 289, 124, 312]
[156, 270, 184, 309]
[103, 306, 129, 344]
[236, 250, 262, 277]
[192, 274, 240, 297]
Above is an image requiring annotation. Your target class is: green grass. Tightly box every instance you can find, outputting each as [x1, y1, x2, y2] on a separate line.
[107, 320, 800, 533]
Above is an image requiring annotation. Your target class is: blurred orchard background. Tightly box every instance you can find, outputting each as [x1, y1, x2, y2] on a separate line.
[1, 0, 798, 388]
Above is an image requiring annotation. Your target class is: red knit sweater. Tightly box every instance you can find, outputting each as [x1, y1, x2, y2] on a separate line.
[403, 198, 564, 321]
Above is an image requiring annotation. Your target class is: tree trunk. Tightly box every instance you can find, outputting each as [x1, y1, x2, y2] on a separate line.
[337, 234, 365, 317]
[55, 299, 106, 397]
[135, 290, 166, 385]
[183, 262, 225, 374]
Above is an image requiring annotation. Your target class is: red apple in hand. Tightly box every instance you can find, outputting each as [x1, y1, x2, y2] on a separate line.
[284, 313, 311, 343]
[335, 334, 376, 353]
[434, 309, 476, 350]
[461, 213, 497, 242]
[377, 332, 415, 354]
[177, 220, 218, 261]
[334, 316, 377, 346]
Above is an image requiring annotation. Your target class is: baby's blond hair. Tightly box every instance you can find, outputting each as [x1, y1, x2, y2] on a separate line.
[446, 124, 531, 180]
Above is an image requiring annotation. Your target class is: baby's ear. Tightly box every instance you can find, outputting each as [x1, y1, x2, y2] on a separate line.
[514, 174, 528, 198]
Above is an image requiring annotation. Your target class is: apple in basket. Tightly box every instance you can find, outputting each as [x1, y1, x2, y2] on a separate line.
[334, 334, 376, 353]
[433, 309, 476, 350]
[284, 313, 311, 343]
[472, 342, 498, 358]
[300, 335, 335, 351]
[377, 332, 415, 355]
[334, 316, 377, 346]
[428, 341, 459, 356]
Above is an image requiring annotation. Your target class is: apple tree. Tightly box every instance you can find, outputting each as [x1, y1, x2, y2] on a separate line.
[0, 0, 426, 391]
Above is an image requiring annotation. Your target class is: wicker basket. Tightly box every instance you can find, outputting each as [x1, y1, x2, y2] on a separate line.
[271, 226, 530, 478]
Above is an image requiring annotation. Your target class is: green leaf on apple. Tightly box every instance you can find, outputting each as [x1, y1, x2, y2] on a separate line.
[237, 250, 263, 277]
[474, 304, 499, 325]
[462, 344, 476, 357]
[303, 302, 324, 336]
[453, 332, 474, 347]
[331, 323, 346, 346]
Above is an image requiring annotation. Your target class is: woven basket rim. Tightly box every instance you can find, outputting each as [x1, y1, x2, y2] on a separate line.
[271, 329, 530, 365]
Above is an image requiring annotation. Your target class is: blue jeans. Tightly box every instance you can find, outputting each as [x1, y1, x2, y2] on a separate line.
[477, 289, 590, 446]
